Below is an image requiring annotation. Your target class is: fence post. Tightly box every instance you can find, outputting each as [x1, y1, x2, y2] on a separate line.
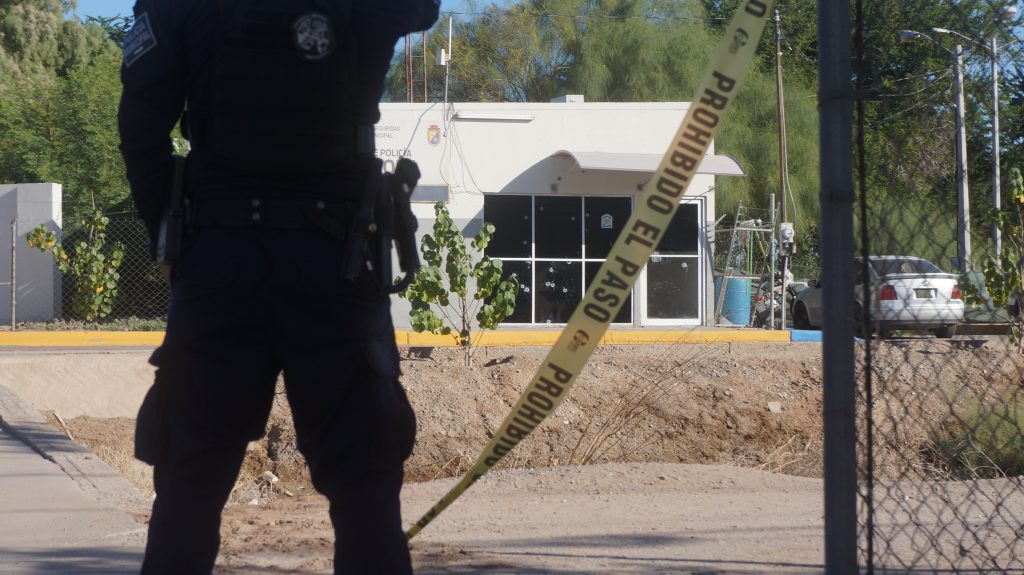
[2, 218, 14, 330]
[818, 1, 858, 573]
[10, 219, 14, 330]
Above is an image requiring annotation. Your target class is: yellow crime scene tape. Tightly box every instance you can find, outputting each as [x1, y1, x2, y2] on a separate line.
[406, 0, 775, 540]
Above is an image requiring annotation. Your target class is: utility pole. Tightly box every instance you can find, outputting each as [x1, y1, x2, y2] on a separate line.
[991, 36, 1001, 257]
[929, 10, 1016, 260]
[443, 16, 453, 107]
[774, 10, 787, 226]
[405, 34, 413, 102]
[953, 44, 971, 273]
[773, 9, 789, 328]
[818, 0, 857, 570]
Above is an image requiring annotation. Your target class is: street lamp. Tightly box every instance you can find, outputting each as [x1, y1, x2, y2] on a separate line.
[898, 29, 971, 272]
[931, 4, 1017, 258]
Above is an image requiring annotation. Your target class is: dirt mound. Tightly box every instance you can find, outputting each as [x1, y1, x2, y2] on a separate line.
[62, 342, 828, 498]
[60, 339, 1024, 499]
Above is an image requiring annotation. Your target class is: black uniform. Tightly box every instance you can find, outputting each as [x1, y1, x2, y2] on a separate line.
[118, 1, 438, 573]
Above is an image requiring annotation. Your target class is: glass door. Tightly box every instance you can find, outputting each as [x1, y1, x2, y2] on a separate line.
[643, 200, 704, 325]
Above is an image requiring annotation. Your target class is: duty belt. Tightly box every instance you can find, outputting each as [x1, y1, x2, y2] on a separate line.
[190, 196, 355, 239]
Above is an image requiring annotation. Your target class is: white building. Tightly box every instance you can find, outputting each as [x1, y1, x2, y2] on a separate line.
[378, 97, 744, 328]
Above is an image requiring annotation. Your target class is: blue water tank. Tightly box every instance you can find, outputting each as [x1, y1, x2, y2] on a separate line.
[714, 276, 752, 326]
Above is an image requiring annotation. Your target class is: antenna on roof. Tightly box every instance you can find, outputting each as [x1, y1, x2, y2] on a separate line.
[438, 16, 453, 107]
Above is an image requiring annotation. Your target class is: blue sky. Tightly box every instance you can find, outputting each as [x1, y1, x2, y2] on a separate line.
[74, 1, 474, 19]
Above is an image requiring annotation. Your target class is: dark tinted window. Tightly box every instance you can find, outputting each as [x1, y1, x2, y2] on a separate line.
[535, 261, 582, 323]
[484, 195, 531, 258]
[535, 197, 582, 258]
[654, 203, 699, 255]
[499, 260, 533, 323]
[647, 257, 700, 319]
[584, 263, 631, 323]
[584, 197, 631, 259]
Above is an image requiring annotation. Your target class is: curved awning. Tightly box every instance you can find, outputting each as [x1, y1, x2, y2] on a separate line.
[552, 150, 745, 176]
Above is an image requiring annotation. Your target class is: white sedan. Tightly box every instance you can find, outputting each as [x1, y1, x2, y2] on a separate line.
[791, 256, 965, 338]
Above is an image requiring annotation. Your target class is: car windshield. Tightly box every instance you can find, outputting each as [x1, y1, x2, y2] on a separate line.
[870, 258, 942, 276]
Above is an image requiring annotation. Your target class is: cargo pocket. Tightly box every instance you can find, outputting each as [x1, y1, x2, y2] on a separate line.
[135, 347, 171, 465]
[365, 341, 417, 463]
[390, 378, 417, 462]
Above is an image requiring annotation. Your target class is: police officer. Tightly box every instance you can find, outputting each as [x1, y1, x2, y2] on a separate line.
[118, 1, 438, 573]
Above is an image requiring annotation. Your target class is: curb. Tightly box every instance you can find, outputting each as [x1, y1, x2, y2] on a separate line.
[0, 329, 822, 348]
[791, 329, 824, 342]
[0, 383, 149, 512]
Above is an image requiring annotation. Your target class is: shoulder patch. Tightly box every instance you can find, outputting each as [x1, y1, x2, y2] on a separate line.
[293, 12, 335, 61]
[123, 12, 159, 68]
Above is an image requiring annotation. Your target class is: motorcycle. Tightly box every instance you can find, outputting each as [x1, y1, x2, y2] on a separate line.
[751, 269, 799, 329]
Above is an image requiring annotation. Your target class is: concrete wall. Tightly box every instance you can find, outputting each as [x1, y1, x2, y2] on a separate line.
[0, 184, 62, 324]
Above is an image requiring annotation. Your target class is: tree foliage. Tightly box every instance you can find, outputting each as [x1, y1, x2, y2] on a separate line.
[86, 14, 133, 47]
[972, 167, 1024, 350]
[0, 46, 127, 222]
[0, 2, 125, 225]
[0, 0, 111, 83]
[854, 0, 1024, 266]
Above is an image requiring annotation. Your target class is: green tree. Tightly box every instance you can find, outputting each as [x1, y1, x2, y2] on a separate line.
[972, 167, 1024, 350]
[852, 0, 1024, 265]
[399, 202, 520, 366]
[0, 45, 127, 223]
[0, 1, 111, 84]
[86, 14, 133, 47]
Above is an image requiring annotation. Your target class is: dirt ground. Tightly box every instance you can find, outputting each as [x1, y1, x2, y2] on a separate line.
[56, 338, 1024, 573]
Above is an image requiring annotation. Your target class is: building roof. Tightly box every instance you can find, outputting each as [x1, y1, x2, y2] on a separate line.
[552, 151, 745, 176]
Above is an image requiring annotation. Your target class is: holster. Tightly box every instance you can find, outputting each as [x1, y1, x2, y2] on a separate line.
[343, 157, 421, 293]
[156, 155, 188, 264]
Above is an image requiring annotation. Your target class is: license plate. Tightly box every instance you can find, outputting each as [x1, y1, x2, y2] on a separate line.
[914, 288, 934, 299]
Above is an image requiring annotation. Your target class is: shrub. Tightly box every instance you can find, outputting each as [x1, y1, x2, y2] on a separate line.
[399, 201, 519, 365]
[26, 211, 124, 321]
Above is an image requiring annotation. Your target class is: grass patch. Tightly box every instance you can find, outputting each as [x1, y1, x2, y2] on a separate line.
[928, 393, 1024, 479]
[13, 316, 167, 331]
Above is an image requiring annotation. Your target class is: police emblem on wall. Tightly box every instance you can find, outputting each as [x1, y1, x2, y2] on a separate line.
[293, 12, 335, 61]
[427, 124, 442, 146]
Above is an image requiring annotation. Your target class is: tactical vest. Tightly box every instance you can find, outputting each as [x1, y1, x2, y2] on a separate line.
[195, 0, 363, 175]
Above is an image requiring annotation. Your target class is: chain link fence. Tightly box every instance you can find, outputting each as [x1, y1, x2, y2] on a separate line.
[2, 214, 168, 328]
[846, 1, 1024, 572]
[101, 216, 170, 322]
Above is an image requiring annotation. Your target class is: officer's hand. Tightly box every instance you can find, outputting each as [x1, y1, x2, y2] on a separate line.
[159, 263, 173, 287]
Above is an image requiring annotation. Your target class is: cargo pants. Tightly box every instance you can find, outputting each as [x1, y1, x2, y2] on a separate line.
[135, 226, 417, 574]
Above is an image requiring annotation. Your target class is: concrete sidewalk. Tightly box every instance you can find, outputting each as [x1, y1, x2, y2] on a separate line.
[0, 383, 146, 574]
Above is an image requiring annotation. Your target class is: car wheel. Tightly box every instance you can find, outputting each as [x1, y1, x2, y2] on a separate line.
[793, 303, 811, 330]
[877, 321, 891, 340]
[933, 324, 957, 339]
